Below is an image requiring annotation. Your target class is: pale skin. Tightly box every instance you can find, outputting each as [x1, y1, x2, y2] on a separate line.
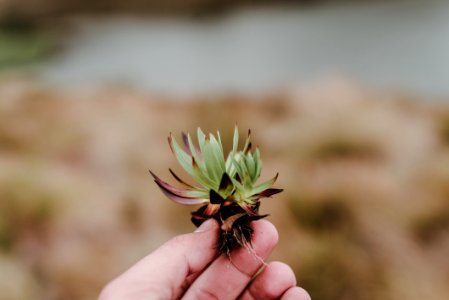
[99, 219, 311, 300]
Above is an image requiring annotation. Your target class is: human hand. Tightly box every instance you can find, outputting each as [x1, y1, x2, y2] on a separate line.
[99, 219, 311, 300]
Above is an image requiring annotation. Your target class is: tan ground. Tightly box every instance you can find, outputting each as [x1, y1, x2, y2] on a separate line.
[1, 77, 449, 300]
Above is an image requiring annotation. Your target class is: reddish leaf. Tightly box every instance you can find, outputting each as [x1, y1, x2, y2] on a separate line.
[169, 168, 195, 188]
[149, 171, 206, 205]
[181, 132, 192, 155]
[254, 188, 283, 198]
[204, 203, 221, 216]
[221, 213, 246, 231]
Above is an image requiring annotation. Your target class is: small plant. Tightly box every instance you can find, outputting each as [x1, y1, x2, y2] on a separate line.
[150, 126, 282, 255]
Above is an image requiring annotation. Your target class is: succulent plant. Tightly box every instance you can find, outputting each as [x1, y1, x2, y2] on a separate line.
[150, 127, 282, 255]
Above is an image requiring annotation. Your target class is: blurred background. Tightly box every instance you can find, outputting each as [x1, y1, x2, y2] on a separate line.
[1, 0, 449, 299]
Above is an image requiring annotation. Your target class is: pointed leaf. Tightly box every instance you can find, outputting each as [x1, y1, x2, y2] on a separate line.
[254, 148, 262, 180]
[202, 137, 220, 182]
[232, 125, 239, 154]
[197, 127, 206, 154]
[150, 180, 207, 205]
[150, 171, 208, 199]
[192, 157, 215, 188]
[181, 132, 192, 155]
[243, 153, 256, 184]
[169, 168, 195, 188]
[237, 155, 252, 187]
[187, 133, 204, 170]
[225, 156, 234, 175]
[242, 129, 251, 153]
[230, 175, 245, 194]
[209, 133, 226, 173]
[169, 134, 194, 176]
[221, 212, 246, 231]
[216, 130, 223, 152]
[155, 185, 206, 205]
[254, 188, 283, 198]
[230, 155, 245, 183]
[251, 173, 279, 195]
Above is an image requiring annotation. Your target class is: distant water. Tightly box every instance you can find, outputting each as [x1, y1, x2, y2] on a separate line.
[36, 0, 449, 95]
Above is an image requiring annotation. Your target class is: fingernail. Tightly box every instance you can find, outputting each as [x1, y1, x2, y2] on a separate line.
[194, 219, 214, 233]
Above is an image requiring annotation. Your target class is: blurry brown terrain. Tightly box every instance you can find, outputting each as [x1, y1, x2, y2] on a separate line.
[1, 77, 449, 300]
[1, 0, 306, 19]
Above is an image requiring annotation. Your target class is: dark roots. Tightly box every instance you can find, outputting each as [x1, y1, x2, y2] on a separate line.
[191, 202, 267, 255]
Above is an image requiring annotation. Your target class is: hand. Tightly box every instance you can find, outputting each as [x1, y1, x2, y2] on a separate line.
[99, 219, 311, 300]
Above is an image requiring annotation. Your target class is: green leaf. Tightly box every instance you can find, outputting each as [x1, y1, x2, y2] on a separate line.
[230, 176, 245, 194]
[232, 125, 239, 154]
[244, 153, 256, 183]
[254, 148, 262, 180]
[169, 134, 194, 176]
[169, 135, 214, 187]
[202, 138, 220, 183]
[197, 127, 206, 154]
[242, 129, 251, 153]
[230, 155, 245, 183]
[196, 128, 220, 184]
[187, 133, 205, 171]
[251, 173, 279, 196]
[192, 157, 216, 188]
[216, 130, 223, 152]
[209, 134, 226, 174]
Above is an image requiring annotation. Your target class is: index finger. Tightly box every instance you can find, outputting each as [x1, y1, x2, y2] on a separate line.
[100, 219, 219, 300]
[182, 220, 279, 300]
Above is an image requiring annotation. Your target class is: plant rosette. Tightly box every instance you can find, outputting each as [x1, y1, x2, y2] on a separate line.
[150, 126, 282, 255]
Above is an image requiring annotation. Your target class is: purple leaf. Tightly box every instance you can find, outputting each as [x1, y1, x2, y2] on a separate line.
[149, 170, 206, 205]
[169, 168, 195, 188]
[181, 132, 192, 155]
[254, 188, 283, 198]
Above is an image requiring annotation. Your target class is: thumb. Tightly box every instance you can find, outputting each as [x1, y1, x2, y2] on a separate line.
[100, 219, 219, 300]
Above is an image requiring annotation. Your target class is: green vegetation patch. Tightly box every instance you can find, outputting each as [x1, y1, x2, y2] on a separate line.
[411, 208, 449, 244]
[289, 194, 355, 234]
[308, 135, 382, 161]
[0, 175, 58, 252]
[0, 20, 56, 70]
[299, 243, 386, 300]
